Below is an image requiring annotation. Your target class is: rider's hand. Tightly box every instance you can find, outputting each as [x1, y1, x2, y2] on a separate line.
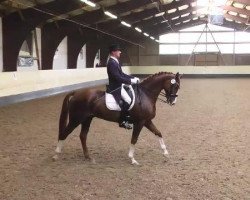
[131, 77, 140, 84]
[135, 77, 140, 83]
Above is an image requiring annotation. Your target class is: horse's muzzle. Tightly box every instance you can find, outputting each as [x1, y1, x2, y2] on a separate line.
[168, 96, 177, 106]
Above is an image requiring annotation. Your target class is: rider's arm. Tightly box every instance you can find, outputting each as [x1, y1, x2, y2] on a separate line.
[108, 61, 132, 84]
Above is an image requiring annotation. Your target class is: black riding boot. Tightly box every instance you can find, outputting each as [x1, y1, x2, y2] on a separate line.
[119, 101, 132, 130]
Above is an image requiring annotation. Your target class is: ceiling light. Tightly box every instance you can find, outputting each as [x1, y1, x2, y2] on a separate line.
[179, 5, 189, 10]
[135, 27, 142, 32]
[80, 0, 96, 7]
[226, 0, 233, 6]
[168, 8, 177, 13]
[239, 14, 247, 18]
[155, 39, 160, 43]
[181, 13, 190, 18]
[104, 11, 117, 19]
[143, 33, 149, 37]
[191, 2, 197, 7]
[155, 12, 165, 17]
[150, 36, 155, 40]
[121, 21, 131, 27]
[233, 2, 244, 9]
[183, 19, 191, 23]
[161, 19, 168, 23]
[228, 11, 237, 16]
[225, 18, 233, 21]
[172, 16, 179, 20]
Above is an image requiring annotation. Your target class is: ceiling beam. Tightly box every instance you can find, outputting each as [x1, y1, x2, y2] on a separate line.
[88, 0, 196, 37]
[232, 0, 250, 6]
[133, 6, 196, 29]
[157, 20, 204, 35]
[224, 13, 250, 24]
[35, 0, 81, 15]
[107, 0, 158, 15]
[147, 13, 200, 35]
[67, 0, 156, 26]
[223, 20, 249, 31]
[96, 20, 121, 31]
[121, 7, 158, 23]
[124, 0, 196, 24]
[71, 9, 105, 25]
[0, 0, 8, 3]
[223, 5, 250, 16]
[160, 0, 195, 13]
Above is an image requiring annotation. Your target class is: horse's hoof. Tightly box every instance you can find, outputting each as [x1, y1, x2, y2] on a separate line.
[163, 152, 169, 158]
[55, 148, 61, 154]
[52, 154, 59, 161]
[131, 160, 140, 165]
[84, 157, 91, 161]
[85, 157, 96, 164]
[91, 158, 96, 164]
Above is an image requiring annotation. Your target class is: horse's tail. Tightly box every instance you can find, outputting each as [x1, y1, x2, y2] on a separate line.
[58, 92, 74, 140]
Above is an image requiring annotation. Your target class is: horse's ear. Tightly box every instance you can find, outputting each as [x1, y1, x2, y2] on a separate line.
[175, 72, 180, 79]
[176, 72, 183, 79]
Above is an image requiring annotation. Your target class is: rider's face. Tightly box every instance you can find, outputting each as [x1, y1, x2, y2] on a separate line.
[112, 50, 121, 59]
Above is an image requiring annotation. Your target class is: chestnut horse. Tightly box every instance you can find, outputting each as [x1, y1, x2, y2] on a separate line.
[54, 72, 182, 165]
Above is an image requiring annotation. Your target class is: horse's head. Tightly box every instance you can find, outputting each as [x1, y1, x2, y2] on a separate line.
[163, 72, 182, 106]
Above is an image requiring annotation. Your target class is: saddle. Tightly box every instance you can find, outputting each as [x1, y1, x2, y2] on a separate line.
[105, 84, 136, 111]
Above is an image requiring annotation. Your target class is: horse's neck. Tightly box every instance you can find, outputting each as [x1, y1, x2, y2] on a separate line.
[140, 76, 165, 101]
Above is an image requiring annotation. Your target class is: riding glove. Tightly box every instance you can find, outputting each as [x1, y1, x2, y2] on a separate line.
[131, 77, 140, 84]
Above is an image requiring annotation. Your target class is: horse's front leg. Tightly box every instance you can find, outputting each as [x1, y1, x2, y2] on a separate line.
[144, 120, 169, 157]
[128, 121, 145, 165]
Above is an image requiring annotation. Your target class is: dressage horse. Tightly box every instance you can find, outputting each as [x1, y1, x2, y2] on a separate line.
[54, 72, 182, 165]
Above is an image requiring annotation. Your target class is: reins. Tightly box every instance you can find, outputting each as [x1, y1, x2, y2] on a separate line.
[158, 91, 168, 103]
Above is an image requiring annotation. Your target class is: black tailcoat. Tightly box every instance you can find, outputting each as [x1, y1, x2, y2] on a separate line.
[107, 57, 133, 103]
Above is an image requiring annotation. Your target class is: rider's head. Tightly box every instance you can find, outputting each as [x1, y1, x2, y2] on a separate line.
[109, 44, 121, 59]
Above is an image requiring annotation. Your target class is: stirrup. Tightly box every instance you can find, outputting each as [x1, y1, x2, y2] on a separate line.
[119, 121, 132, 130]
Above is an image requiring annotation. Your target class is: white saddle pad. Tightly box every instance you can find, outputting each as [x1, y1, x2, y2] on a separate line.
[105, 93, 121, 111]
[105, 85, 136, 111]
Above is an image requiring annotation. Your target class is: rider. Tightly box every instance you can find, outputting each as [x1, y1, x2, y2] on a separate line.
[107, 44, 140, 129]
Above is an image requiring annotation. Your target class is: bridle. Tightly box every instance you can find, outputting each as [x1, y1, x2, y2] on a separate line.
[159, 80, 179, 104]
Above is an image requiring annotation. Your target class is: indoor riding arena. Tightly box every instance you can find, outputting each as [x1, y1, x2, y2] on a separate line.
[0, 0, 249, 200]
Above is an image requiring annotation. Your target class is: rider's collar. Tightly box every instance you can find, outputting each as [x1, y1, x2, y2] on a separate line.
[110, 56, 119, 64]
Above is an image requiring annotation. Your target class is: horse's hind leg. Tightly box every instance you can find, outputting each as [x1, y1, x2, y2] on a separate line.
[144, 120, 169, 157]
[55, 121, 79, 154]
[79, 117, 93, 160]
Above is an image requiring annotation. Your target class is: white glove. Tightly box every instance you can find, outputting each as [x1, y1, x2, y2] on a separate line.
[131, 77, 140, 84]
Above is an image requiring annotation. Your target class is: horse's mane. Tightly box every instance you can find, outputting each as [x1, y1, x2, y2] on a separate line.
[141, 72, 174, 84]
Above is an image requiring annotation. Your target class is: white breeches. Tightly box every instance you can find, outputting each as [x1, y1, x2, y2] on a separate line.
[121, 85, 131, 104]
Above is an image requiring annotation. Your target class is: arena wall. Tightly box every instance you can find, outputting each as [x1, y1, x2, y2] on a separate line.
[0, 66, 250, 106]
